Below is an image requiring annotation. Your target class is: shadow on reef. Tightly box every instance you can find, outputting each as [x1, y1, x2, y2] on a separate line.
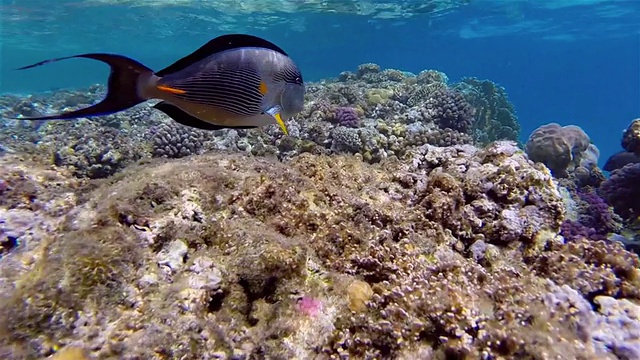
[0, 64, 639, 360]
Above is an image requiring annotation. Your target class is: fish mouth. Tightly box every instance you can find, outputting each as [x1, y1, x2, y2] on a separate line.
[273, 112, 289, 135]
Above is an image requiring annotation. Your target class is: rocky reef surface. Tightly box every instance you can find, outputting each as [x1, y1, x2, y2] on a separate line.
[0, 65, 638, 360]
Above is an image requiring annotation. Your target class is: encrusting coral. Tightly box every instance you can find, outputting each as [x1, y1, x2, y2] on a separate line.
[0, 138, 638, 359]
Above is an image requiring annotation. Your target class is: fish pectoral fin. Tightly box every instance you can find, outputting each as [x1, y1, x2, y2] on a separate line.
[264, 106, 289, 135]
[153, 101, 256, 131]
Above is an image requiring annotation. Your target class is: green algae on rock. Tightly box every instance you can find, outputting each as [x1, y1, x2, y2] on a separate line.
[0, 139, 638, 359]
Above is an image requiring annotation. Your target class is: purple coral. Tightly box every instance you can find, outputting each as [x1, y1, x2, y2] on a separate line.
[296, 296, 322, 317]
[560, 190, 618, 242]
[600, 163, 640, 220]
[560, 219, 604, 242]
[331, 107, 360, 128]
[577, 190, 617, 235]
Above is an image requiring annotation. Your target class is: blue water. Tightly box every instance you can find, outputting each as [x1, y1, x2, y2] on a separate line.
[1, 0, 639, 166]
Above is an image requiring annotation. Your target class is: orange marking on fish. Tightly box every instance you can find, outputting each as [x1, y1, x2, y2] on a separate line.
[157, 85, 186, 94]
[259, 81, 268, 95]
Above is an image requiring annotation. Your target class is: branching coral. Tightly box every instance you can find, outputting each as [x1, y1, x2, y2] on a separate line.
[424, 88, 475, 133]
[452, 77, 521, 145]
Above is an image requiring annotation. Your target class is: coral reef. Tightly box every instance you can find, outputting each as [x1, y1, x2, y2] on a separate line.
[600, 163, 640, 221]
[604, 119, 640, 174]
[543, 281, 640, 360]
[453, 77, 521, 146]
[424, 88, 475, 133]
[603, 151, 640, 172]
[622, 118, 640, 155]
[149, 118, 216, 159]
[1, 63, 523, 178]
[559, 189, 621, 242]
[0, 138, 637, 359]
[525, 122, 592, 177]
[0, 65, 638, 360]
[599, 119, 640, 224]
[327, 107, 361, 128]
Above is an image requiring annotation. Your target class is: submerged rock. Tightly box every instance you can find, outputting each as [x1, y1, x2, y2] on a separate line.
[0, 141, 637, 359]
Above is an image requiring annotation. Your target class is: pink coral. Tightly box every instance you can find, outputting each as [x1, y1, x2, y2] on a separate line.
[296, 296, 323, 317]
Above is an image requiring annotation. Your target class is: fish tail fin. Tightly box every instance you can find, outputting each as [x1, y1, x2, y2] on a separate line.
[14, 53, 153, 120]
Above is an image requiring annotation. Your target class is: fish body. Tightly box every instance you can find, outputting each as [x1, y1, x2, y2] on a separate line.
[13, 34, 305, 135]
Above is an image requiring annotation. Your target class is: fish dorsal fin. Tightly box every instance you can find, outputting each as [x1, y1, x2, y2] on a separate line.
[156, 34, 289, 77]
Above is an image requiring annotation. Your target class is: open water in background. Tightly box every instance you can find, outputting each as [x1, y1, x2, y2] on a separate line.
[0, 0, 639, 165]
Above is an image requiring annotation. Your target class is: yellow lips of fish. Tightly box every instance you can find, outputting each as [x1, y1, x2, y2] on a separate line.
[258, 81, 288, 135]
[273, 112, 288, 136]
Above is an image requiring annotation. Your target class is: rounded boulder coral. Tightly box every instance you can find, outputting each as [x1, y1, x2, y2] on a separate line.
[328, 107, 360, 128]
[425, 88, 475, 134]
[150, 121, 213, 159]
[525, 123, 591, 177]
[599, 162, 640, 220]
[622, 118, 640, 155]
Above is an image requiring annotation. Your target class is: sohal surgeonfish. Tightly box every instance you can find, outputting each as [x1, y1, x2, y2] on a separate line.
[14, 34, 305, 135]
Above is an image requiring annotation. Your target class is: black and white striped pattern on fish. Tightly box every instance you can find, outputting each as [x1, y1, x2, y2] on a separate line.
[168, 67, 264, 117]
[272, 62, 303, 85]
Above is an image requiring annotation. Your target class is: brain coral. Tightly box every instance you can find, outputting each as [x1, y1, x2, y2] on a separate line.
[525, 122, 591, 177]
[150, 121, 213, 159]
